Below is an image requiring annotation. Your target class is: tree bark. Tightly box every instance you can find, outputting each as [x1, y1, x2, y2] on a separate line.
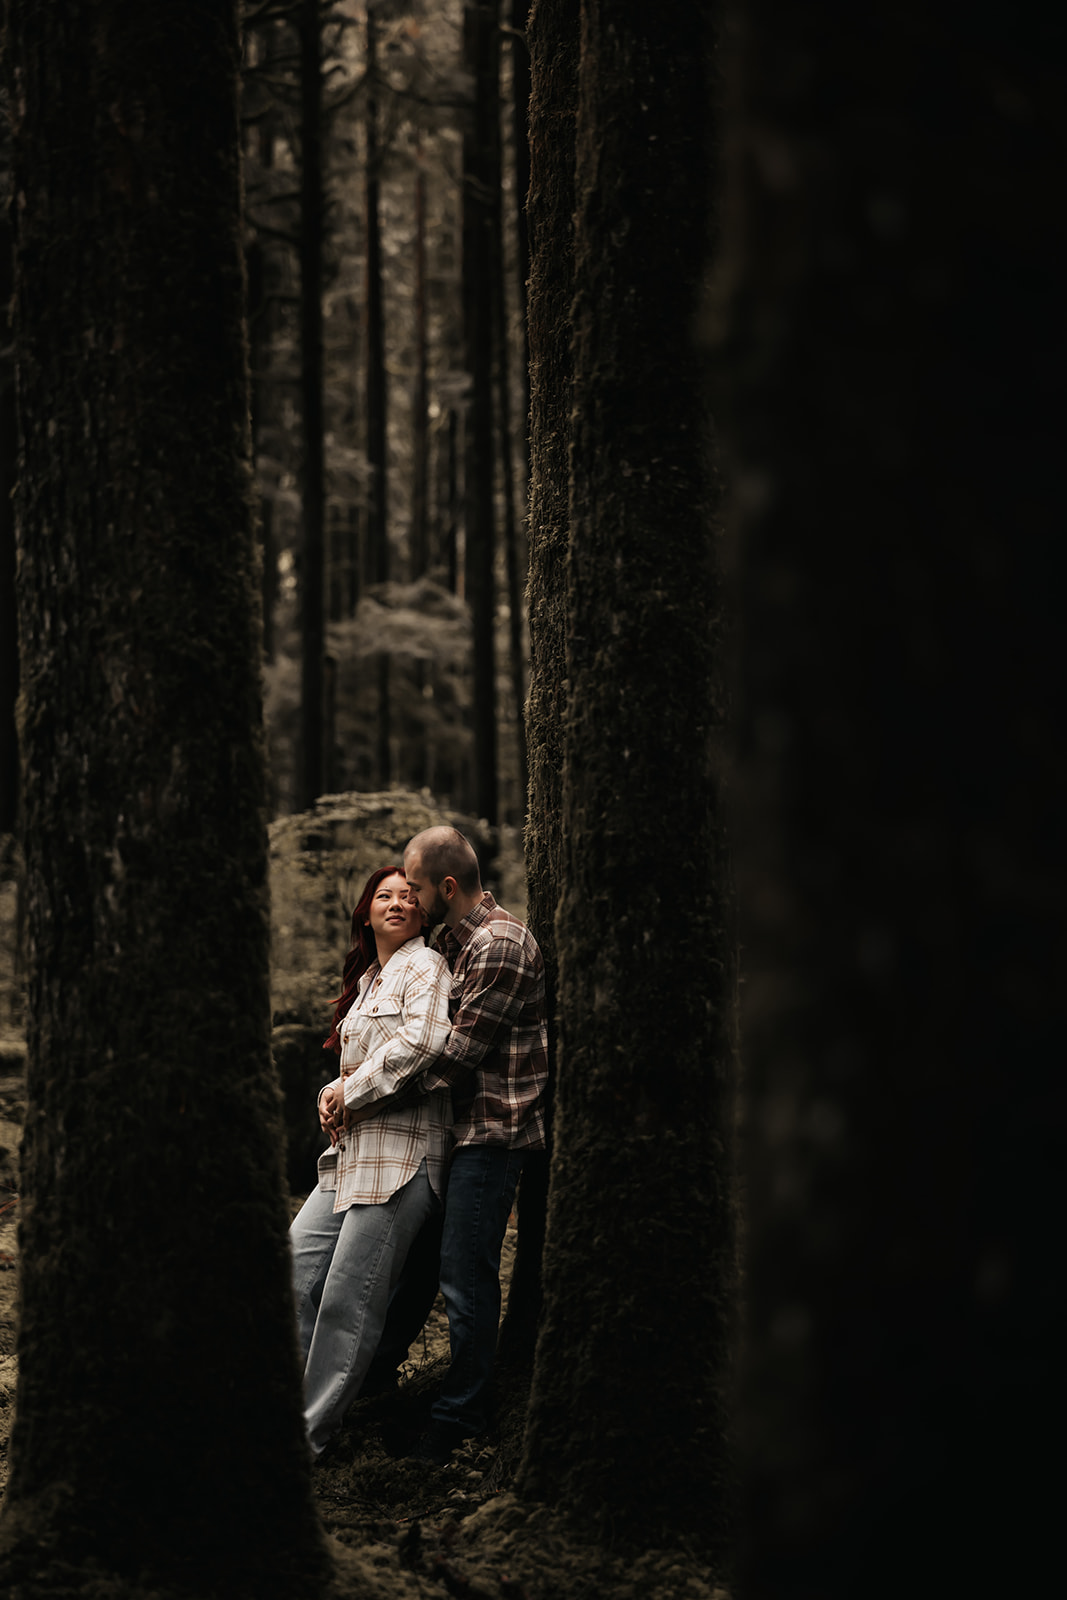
[498, 0, 577, 1369]
[440, 406, 460, 593]
[244, 13, 283, 665]
[721, 4, 1063, 1596]
[0, 4, 329, 1593]
[411, 146, 431, 583]
[520, 0, 734, 1558]
[510, 0, 532, 452]
[0, 199, 17, 838]
[366, 4, 392, 790]
[463, 0, 500, 824]
[492, 156, 529, 822]
[297, 0, 327, 810]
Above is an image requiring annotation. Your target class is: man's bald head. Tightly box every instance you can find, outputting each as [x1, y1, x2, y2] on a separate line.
[403, 828, 483, 928]
[405, 826, 481, 893]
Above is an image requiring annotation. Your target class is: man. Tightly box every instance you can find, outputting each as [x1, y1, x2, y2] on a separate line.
[338, 825, 548, 1464]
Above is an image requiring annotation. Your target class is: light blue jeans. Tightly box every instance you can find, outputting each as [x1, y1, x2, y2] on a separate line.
[289, 1158, 438, 1455]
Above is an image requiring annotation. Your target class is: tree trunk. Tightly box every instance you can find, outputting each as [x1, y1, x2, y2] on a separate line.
[497, 0, 578, 1370]
[0, 200, 17, 838]
[411, 148, 431, 583]
[463, 0, 500, 825]
[520, 0, 734, 1558]
[510, 0, 532, 488]
[721, 5, 1063, 1596]
[440, 406, 460, 593]
[245, 14, 283, 665]
[298, 0, 326, 810]
[492, 151, 529, 823]
[366, 4, 392, 789]
[0, 4, 329, 1595]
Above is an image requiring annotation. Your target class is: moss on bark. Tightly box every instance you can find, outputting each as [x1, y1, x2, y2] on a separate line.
[520, 0, 735, 1559]
[1, 4, 329, 1594]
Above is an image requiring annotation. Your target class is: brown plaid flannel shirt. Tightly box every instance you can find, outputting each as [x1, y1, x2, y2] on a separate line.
[343, 894, 548, 1152]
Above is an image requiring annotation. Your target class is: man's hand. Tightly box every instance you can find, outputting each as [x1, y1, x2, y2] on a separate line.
[341, 1074, 427, 1128]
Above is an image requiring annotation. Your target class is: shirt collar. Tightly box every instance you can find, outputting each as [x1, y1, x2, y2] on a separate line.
[357, 936, 425, 990]
[438, 891, 495, 953]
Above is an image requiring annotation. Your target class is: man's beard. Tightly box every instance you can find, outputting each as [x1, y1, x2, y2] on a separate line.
[424, 888, 450, 925]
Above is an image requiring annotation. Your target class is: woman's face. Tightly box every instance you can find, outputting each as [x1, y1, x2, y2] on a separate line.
[366, 872, 424, 950]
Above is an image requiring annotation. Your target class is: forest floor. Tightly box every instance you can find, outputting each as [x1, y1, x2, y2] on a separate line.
[0, 856, 727, 1600]
[0, 1105, 725, 1600]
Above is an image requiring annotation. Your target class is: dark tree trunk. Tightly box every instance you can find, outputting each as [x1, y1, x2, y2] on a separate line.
[366, 4, 391, 788]
[519, 0, 734, 1558]
[297, 0, 326, 810]
[246, 236, 279, 663]
[722, 5, 1063, 1597]
[510, 0, 532, 475]
[497, 0, 578, 1370]
[411, 149, 431, 583]
[492, 154, 529, 822]
[505, 8, 533, 825]
[463, 0, 500, 824]
[0, 4, 329, 1595]
[440, 406, 460, 593]
[245, 15, 283, 666]
[406, 152, 432, 797]
[0, 204, 17, 838]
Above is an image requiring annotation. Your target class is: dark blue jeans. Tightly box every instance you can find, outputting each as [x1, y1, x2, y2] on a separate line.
[432, 1144, 525, 1436]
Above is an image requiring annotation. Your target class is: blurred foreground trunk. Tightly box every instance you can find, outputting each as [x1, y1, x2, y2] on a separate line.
[722, 4, 1063, 1595]
[0, 5, 329, 1594]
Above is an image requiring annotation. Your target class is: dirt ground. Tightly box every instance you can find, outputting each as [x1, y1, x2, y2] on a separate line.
[0, 1114, 725, 1600]
[0, 857, 727, 1599]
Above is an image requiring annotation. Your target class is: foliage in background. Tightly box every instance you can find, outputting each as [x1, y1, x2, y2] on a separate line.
[241, 0, 530, 823]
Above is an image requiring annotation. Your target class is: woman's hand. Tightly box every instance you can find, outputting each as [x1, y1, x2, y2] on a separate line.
[318, 1082, 347, 1145]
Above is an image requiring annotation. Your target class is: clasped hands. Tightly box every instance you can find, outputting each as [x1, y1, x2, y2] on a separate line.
[318, 1082, 348, 1146]
[319, 1078, 379, 1144]
[319, 1072, 428, 1144]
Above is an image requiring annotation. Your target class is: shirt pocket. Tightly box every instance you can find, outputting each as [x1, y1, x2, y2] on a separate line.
[362, 995, 403, 1026]
[341, 995, 404, 1069]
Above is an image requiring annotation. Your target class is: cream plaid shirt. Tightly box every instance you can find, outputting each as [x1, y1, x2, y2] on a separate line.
[316, 938, 452, 1210]
[342, 894, 548, 1152]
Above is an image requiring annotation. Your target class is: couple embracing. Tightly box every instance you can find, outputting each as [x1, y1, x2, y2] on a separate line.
[289, 825, 548, 1467]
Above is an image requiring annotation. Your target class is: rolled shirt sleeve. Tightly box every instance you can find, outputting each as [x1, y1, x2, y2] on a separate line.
[421, 929, 533, 1093]
[425, 896, 548, 1151]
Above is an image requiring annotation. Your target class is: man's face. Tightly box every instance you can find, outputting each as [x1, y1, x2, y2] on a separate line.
[403, 850, 450, 925]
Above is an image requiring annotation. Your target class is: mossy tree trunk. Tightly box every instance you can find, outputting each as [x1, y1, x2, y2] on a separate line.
[509, 0, 532, 472]
[0, 198, 16, 838]
[499, 0, 579, 1364]
[463, 0, 500, 825]
[519, 0, 734, 1558]
[0, 4, 329, 1594]
[720, 4, 1062, 1596]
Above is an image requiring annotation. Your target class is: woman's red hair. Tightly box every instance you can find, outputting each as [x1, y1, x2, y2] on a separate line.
[323, 865, 421, 1053]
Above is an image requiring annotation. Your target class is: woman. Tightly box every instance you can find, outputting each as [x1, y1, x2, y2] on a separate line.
[289, 865, 452, 1457]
